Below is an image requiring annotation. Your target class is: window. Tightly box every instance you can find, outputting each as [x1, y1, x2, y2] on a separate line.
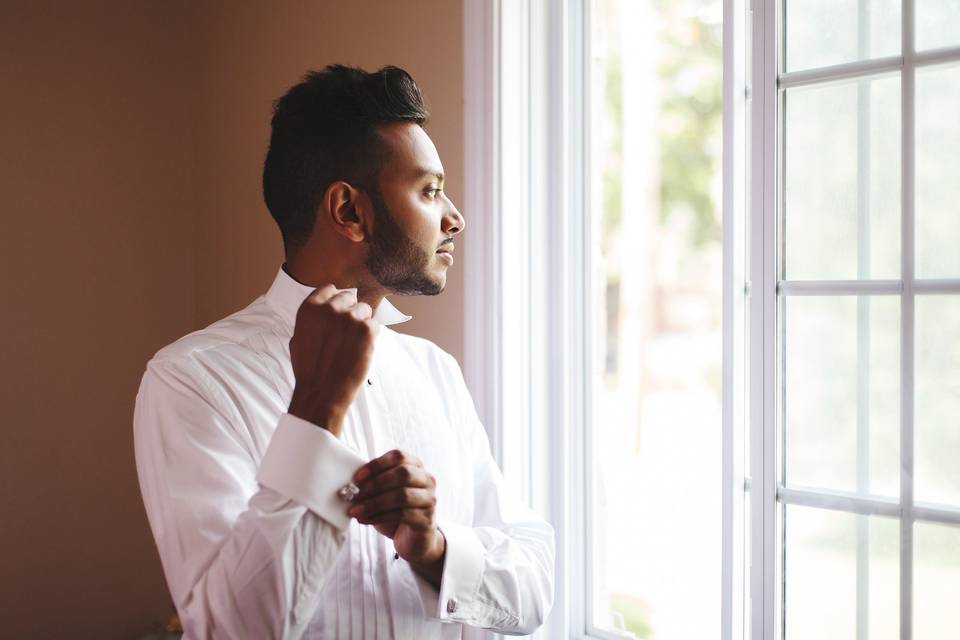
[462, 1, 960, 638]
[587, 1, 723, 638]
[753, 1, 960, 638]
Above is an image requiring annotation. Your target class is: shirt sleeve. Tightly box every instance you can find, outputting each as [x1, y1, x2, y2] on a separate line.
[133, 357, 364, 640]
[415, 354, 556, 635]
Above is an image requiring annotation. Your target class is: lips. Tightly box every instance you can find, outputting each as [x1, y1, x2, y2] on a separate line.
[436, 246, 454, 264]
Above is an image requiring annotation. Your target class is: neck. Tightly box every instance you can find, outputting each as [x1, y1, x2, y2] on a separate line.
[283, 256, 388, 313]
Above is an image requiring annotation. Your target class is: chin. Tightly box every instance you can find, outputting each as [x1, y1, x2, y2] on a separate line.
[422, 274, 446, 296]
[386, 271, 446, 296]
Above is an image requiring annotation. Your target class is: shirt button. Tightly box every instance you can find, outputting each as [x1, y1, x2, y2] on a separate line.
[446, 598, 458, 614]
[367, 378, 373, 386]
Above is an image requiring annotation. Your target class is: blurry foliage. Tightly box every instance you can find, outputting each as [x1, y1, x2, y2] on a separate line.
[657, 0, 722, 247]
[600, 1, 722, 252]
[602, 54, 624, 255]
[612, 591, 656, 639]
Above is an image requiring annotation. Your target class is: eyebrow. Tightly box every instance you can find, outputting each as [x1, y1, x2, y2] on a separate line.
[416, 168, 444, 183]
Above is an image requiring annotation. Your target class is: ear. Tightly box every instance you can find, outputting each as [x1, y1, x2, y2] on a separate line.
[323, 181, 372, 243]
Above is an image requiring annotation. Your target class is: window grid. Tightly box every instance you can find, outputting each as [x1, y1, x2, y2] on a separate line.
[773, 0, 960, 638]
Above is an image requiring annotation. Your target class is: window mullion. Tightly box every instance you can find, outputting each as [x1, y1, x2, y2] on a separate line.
[854, 4, 874, 639]
[722, 0, 749, 636]
[749, 0, 778, 639]
[778, 486, 902, 518]
[900, 0, 917, 637]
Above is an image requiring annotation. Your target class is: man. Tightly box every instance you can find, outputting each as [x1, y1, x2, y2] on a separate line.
[133, 65, 554, 639]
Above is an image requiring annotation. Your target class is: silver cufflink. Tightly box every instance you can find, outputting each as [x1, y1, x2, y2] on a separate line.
[337, 482, 360, 502]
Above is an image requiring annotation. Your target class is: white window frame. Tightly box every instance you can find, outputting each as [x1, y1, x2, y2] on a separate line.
[465, 1, 960, 639]
[752, 1, 960, 639]
[464, 1, 587, 638]
[465, 0, 723, 638]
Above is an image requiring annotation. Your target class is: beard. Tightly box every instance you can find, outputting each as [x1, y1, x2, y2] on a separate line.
[364, 189, 445, 296]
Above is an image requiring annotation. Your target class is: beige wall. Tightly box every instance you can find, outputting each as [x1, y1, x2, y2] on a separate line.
[0, 2, 463, 637]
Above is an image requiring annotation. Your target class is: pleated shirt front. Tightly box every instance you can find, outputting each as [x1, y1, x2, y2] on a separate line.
[133, 265, 555, 639]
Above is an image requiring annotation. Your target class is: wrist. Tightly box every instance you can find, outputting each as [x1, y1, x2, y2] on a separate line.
[288, 389, 346, 436]
[417, 527, 447, 566]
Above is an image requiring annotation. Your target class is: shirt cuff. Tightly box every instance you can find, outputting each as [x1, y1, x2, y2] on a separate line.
[415, 520, 486, 622]
[256, 413, 367, 530]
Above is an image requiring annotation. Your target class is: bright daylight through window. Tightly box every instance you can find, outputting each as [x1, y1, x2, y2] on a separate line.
[769, 1, 960, 639]
[472, 0, 960, 638]
[588, 1, 722, 638]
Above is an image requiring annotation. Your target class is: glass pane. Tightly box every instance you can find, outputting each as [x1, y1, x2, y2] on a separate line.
[785, 296, 900, 496]
[785, 506, 899, 640]
[785, 0, 900, 72]
[784, 76, 900, 280]
[588, 0, 722, 638]
[916, 63, 960, 278]
[915, 296, 960, 506]
[916, 0, 960, 51]
[914, 521, 960, 639]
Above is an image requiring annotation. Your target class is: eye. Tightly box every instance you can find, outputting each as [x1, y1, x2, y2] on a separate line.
[424, 187, 442, 200]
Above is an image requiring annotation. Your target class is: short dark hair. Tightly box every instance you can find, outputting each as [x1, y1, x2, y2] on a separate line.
[262, 65, 428, 252]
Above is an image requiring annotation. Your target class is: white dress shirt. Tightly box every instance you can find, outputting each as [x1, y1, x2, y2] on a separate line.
[133, 265, 555, 640]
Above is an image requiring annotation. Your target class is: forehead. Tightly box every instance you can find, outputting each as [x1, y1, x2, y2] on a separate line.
[375, 121, 443, 183]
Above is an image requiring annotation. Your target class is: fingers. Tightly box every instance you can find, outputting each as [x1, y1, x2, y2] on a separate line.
[308, 284, 340, 304]
[364, 508, 434, 529]
[354, 449, 423, 484]
[350, 302, 373, 321]
[326, 289, 359, 312]
[355, 463, 434, 501]
[307, 286, 372, 319]
[348, 487, 436, 520]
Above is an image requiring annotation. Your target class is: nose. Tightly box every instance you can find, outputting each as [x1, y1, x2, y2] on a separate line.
[441, 194, 465, 236]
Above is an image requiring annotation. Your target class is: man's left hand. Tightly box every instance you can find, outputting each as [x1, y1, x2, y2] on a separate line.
[349, 450, 445, 568]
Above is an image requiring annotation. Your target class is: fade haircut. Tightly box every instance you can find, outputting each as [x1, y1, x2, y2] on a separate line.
[262, 65, 429, 252]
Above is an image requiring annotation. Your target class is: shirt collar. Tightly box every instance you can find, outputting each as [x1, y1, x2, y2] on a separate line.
[264, 264, 413, 330]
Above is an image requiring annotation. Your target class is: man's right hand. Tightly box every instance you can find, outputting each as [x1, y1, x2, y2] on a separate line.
[286, 285, 377, 437]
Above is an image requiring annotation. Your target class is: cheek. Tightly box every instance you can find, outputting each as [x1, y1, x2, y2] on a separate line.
[402, 203, 442, 244]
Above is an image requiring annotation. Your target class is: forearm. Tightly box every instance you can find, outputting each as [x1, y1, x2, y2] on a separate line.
[169, 488, 345, 640]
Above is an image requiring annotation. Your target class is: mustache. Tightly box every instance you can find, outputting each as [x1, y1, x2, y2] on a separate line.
[437, 236, 455, 249]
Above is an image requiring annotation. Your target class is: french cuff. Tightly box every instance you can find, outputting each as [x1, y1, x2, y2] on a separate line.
[256, 413, 367, 530]
[415, 520, 486, 623]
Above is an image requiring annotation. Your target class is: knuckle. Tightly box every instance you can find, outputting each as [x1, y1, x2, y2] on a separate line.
[363, 478, 381, 495]
[359, 320, 376, 340]
[397, 465, 413, 482]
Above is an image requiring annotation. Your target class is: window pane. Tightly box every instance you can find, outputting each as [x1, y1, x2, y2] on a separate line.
[785, 0, 900, 72]
[915, 296, 960, 506]
[588, 0, 722, 637]
[784, 506, 899, 640]
[916, 63, 960, 278]
[914, 521, 960, 639]
[916, 0, 960, 51]
[784, 76, 900, 281]
[784, 296, 899, 496]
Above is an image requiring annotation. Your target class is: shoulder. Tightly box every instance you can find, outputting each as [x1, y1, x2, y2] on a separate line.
[141, 297, 284, 406]
[149, 296, 281, 368]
